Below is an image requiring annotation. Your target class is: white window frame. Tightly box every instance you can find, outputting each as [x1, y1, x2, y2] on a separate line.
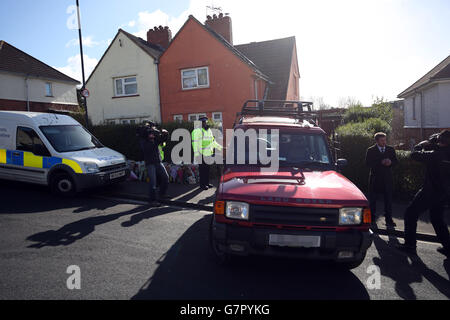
[212, 112, 222, 123]
[173, 115, 183, 122]
[188, 113, 207, 122]
[45, 82, 53, 97]
[114, 76, 138, 97]
[181, 67, 209, 90]
[106, 119, 117, 125]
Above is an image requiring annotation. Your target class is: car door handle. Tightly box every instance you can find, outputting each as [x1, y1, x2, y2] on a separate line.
[12, 152, 21, 157]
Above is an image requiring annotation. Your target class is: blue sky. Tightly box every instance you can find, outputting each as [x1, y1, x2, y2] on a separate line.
[1, 0, 449, 107]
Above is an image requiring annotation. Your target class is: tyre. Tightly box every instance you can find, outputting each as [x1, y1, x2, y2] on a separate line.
[209, 216, 232, 265]
[336, 251, 366, 270]
[50, 173, 76, 197]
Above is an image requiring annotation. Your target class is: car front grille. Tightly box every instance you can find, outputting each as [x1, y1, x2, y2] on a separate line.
[99, 163, 127, 172]
[250, 205, 339, 227]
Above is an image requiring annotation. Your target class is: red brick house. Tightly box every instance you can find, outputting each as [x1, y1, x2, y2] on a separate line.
[0, 41, 80, 113]
[158, 14, 300, 131]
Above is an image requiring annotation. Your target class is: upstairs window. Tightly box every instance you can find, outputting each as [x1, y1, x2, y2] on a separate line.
[114, 76, 138, 96]
[181, 67, 209, 90]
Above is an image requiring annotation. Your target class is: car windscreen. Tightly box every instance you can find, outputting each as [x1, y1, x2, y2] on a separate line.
[231, 130, 332, 168]
[39, 125, 103, 153]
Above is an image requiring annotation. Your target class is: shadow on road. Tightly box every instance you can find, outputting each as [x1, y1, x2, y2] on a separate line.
[0, 180, 119, 215]
[372, 234, 450, 299]
[26, 205, 177, 248]
[132, 215, 370, 300]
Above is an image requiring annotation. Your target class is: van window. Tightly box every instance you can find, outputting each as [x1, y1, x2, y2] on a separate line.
[16, 127, 51, 157]
[39, 125, 103, 153]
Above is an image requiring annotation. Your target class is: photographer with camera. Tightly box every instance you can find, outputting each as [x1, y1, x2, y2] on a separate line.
[138, 121, 170, 207]
[397, 129, 450, 257]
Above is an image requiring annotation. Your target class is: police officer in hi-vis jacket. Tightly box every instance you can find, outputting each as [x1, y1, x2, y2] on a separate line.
[191, 116, 222, 190]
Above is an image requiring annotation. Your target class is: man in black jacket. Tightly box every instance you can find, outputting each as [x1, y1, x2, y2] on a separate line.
[365, 132, 398, 227]
[139, 123, 169, 207]
[397, 130, 450, 257]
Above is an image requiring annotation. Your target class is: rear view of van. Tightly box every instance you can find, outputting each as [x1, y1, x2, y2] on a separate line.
[0, 111, 129, 195]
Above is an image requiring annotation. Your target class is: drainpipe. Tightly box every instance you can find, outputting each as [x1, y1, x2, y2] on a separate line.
[155, 59, 163, 125]
[25, 75, 30, 111]
[419, 91, 424, 141]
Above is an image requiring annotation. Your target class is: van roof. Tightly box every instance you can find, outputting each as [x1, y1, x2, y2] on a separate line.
[0, 111, 79, 126]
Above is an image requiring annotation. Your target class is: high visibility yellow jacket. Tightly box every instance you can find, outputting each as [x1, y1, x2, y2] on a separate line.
[158, 142, 166, 161]
[192, 127, 222, 157]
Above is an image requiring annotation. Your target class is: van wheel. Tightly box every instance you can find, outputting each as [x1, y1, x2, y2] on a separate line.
[209, 217, 232, 265]
[50, 173, 76, 197]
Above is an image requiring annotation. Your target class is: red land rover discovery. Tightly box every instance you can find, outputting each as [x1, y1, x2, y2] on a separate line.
[210, 100, 373, 269]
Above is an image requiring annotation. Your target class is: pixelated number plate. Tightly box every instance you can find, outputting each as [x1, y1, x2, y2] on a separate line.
[269, 234, 321, 248]
[110, 171, 125, 179]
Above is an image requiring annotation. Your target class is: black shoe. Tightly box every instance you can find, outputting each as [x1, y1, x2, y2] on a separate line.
[396, 243, 417, 256]
[200, 185, 209, 190]
[385, 217, 396, 227]
[437, 247, 450, 257]
[159, 194, 171, 200]
[207, 184, 214, 188]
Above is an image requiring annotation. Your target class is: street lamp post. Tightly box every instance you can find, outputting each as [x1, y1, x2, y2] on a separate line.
[76, 0, 89, 129]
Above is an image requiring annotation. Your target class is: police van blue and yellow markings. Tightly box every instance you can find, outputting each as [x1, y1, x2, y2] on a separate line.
[0, 149, 82, 173]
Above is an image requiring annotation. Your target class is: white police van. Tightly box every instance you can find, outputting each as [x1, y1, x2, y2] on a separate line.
[0, 111, 129, 195]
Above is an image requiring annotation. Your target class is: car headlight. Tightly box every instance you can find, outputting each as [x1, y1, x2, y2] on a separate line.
[83, 162, 99, 173]
[226, 201, 249, 220]
[339, 207, 362, 225]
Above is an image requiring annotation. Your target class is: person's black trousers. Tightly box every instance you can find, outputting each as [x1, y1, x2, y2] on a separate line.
[199, 162, 209, 188]
[369, 184, 393, 219]
[404, 188, 450, 249]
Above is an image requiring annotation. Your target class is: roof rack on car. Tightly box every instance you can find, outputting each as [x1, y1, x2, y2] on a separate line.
[235, 100, 318, 127]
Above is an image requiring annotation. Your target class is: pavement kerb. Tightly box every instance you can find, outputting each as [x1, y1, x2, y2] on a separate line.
[107, 192, 442, 244]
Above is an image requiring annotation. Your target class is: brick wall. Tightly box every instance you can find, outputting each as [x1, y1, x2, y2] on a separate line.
[0, 98, 79, 113]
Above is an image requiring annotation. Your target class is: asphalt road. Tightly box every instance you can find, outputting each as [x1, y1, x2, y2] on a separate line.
[0, 180, 449, 300]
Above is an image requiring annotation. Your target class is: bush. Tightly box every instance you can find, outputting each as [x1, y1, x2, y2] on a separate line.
[337, 118, 391, 139]
[342, 98, 393, 125]
[393, 151, 425, 198]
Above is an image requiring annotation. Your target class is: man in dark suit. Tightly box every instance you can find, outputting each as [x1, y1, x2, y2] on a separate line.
[365, 132, 398, 227]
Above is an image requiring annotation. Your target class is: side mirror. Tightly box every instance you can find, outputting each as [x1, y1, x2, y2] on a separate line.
[336, 158, 348, 168]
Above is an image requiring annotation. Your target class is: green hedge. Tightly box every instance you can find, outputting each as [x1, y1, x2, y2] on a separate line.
[342, 99, 393, 125]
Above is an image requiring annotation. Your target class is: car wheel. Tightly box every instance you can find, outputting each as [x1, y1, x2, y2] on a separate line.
[337, 252, 366, 270]
[50, 173, 76, 197]
[209, 216, 232, 265]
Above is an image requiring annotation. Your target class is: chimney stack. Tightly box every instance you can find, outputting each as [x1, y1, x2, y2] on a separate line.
[147, 25, 172, 49]
[205, 13, 233, 44]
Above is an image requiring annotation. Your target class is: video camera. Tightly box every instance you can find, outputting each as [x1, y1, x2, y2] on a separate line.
[136, 121, 169, 142]
[414, 133, 440, 151]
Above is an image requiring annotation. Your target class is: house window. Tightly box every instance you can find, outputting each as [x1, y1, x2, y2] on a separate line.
[106, 120, 116, 125]
[45, 83, 53, 97]
[212, 112, 223, 132]
[412, 96, 416, 120]
[254, 80, 259, 99]
[188, 113, 207, 122]
[181, 67, 209, 90]
[114, 76, 138, 96]
[212, 112, 222, 123]
[174, 115, 183, 122]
